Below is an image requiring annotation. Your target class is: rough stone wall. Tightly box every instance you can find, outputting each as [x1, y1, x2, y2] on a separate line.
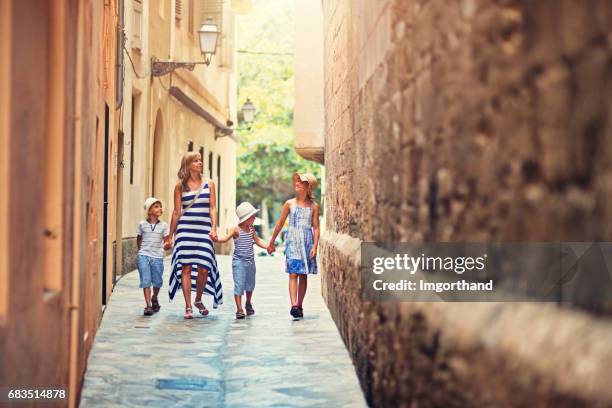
[321, 0, 612, 406]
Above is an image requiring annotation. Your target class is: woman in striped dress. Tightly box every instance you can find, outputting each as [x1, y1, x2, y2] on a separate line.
[165, 152, 222, 319]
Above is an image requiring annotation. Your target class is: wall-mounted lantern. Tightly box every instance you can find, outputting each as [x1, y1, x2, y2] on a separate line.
[151, 16, 220, 76]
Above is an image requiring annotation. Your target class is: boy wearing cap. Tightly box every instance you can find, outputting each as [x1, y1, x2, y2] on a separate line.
[216, 202, 270, 319]
[137, 197, 170, 316]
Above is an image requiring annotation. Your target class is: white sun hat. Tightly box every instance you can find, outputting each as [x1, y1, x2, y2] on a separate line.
[236, 202, 260, 223]
[144, 197, 162, 213]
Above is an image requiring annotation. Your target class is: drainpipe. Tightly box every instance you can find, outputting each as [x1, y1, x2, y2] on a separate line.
[68, 2, 85, 407]
[116, 0, 124, 109]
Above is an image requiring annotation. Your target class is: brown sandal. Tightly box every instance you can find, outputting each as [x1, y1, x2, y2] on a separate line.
[144, 306, 153, 316]
[245, 302, 255, 316]
[194, 301, 209, 316]
[235, 310, 246, 319]
[151, 297, 160, 313]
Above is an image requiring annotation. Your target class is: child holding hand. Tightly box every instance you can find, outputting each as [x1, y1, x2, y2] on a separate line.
[137, 197, 170, 316]
[268, 173, 320, 319]
[216, 202, 270, 319]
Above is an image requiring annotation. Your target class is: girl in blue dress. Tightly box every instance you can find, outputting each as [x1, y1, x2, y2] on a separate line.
[269, 173, 320, 319]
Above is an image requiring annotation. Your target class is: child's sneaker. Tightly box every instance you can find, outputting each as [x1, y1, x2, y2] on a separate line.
[290, 306, 301, 319]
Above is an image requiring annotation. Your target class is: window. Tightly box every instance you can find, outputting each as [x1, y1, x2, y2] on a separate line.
[199, 146, 204, 174]
[208, 151, 213, 179]
[218, 8, 233, 69]
[188, 140, 194, 152]
[130, 95, 137, 184]
[132, 0, 143, 50]
[222, 36, 235, 69]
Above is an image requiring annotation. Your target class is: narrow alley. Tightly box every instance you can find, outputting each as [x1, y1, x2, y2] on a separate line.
[3, 0, 612, 406]
[80, 255, 366, 407]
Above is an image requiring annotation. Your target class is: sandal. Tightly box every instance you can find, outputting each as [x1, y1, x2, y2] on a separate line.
[245, 302, 255, 316]
[235, 310, 246, 320]
[144, 306, 153, 316]
[151, 297, 160, 313]
[184, 307, 193, 319]
[194, 300, 209, 316]
[290, 306, 301, 319]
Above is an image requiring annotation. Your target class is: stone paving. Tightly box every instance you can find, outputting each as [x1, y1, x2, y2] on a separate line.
[80, 255, 367, 408]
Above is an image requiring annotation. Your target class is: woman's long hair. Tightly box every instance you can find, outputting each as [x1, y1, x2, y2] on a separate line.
[177, 151, 201, 190]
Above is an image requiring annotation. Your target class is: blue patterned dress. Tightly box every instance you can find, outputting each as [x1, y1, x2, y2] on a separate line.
[168, 182, 223, 307]
[285, 204, 318, 274]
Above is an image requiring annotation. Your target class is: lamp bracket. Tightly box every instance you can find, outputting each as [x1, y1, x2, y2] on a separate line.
[151, 56, 212, 77]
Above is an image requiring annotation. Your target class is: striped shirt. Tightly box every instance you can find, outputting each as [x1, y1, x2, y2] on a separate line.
[233, 226, 255, 260]
[137, 220, 169, 258]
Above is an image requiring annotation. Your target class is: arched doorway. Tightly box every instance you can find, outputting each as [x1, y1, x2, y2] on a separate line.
[152, 109, 167, 205]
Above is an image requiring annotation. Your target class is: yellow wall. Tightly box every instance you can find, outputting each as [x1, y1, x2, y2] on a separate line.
[0, 1, 120, 407]
[293, 0, 325, 164]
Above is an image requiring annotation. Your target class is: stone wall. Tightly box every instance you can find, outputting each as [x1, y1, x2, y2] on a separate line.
[321, 0, 612, 406]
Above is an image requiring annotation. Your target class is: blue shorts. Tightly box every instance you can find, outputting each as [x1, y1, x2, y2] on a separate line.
[232, 257, 256, 296]
[137, 255, 164, 288]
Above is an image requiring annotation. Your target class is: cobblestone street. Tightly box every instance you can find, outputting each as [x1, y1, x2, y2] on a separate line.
[80, 255, 366, 407]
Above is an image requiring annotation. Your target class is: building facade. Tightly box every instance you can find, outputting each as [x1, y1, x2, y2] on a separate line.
[0, 1, 241, 405]
[0, 1, 121, 406]
[316, 0, 612, 406]
[118, 0, 241, 275]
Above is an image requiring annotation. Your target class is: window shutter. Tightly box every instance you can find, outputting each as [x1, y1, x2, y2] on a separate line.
[188, 0, 195, 33]
[175, 0, 183, 21]
[132, 0, 143, 50]
[208, 152, 213, 179]
[218, 35, 234, 69]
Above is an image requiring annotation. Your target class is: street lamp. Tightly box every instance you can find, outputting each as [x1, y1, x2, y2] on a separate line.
[198, 17, 220, 64]
[151, 16, 220, 77]
[241, 98, 256, 124]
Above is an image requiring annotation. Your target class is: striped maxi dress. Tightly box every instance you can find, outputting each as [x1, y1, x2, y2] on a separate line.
[168, 182, 223, 308]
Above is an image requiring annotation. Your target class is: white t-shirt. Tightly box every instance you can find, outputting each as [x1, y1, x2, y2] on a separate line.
[137, 220, 170, 258]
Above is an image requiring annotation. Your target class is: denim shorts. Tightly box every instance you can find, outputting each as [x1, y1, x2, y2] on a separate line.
[137, 254, 164, 288]
[232, 257, 256, 296]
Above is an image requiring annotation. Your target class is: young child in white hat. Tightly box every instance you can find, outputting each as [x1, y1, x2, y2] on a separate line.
[216, 202, 270, 319]
[136, 197, 170, 316]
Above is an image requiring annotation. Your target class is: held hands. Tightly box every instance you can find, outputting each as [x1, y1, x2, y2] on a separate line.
[267, 242, 276, 255]
[163, 237, 173, 251]
[209, 229, 218, 242]
[309, 247, 317, 259]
